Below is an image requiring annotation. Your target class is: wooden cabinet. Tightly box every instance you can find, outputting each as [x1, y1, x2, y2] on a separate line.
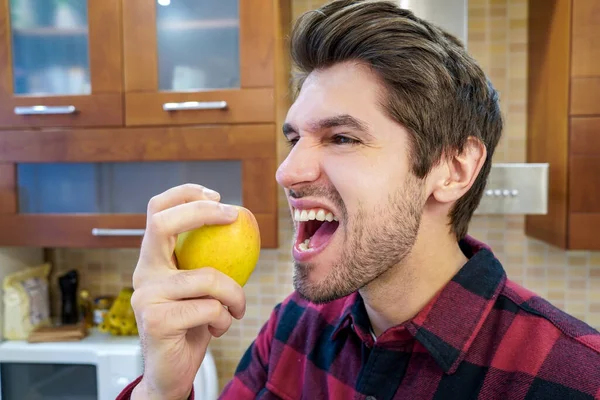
[0, 0, 123, 128]
[526, 0, 600, 250]
[0, 0, 291, 249]
[123, 0, 277, 126]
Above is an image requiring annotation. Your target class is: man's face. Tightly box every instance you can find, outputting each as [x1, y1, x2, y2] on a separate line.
[276, 62, 427, 303]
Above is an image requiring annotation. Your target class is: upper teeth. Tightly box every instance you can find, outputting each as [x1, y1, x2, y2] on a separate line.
[294, 208, 338, 222]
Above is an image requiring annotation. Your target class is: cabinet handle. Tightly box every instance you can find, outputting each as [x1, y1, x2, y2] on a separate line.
[162, 101, 228, 111]
[14, 105, 77, 115]
[91, 228, 145, 237]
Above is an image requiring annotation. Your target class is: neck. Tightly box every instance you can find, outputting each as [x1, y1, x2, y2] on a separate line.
[359, 221, 468, 337]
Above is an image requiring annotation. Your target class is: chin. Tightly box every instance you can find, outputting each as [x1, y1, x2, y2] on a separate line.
[292, 247, 359, 304]
[293, 276, 349, 305]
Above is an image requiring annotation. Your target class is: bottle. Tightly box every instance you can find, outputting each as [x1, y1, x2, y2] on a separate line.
[79, 290, 93, 328]
[59, 270, 79, 325]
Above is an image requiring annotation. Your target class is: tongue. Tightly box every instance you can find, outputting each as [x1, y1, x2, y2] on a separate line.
[310, 221, 339, 248]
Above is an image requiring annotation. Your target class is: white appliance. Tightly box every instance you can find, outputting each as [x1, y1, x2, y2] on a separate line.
[0, 330, 218, 400]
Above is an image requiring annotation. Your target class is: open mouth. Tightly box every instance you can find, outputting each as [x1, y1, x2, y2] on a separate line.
[294, 208, 340, 253]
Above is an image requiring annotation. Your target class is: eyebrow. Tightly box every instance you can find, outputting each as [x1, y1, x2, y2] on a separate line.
[282, 114, 372, 139]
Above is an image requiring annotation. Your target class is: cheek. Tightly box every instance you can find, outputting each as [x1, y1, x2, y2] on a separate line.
[322, 157, 393, 211]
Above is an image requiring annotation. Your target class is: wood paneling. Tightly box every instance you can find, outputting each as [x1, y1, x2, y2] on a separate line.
[122, 0, 157, 92]
[0, 124, 276, 162]
[0, 163, 16, 213]
[240, 1, 275, 88]
[569, 156, 600, 213]
[0, 0, 13, 96]
[571, 118, 600, 154]
[242, 158, 277, 214]
[571, 0, 600, 77]
[88, 0, 123, 93]
[256, 212, 277, 249]
[125, 89, 275, 126]
[525, 0, 571, 248]
[571, 77, 600, 115]
[0, 213, 277, 248]
[569, 213, 600, 250]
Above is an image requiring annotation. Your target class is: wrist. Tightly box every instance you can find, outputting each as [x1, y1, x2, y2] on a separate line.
[131, 378, 192, 400]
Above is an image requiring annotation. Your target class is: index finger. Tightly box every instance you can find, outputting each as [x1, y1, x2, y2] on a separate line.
[147, 184, 221, 215]
[160, 268, 246, 319]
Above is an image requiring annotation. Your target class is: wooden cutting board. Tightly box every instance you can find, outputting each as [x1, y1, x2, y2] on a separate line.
[27, 322, 88, 343]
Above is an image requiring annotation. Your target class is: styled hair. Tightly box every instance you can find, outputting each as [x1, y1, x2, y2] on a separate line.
[290, 0, 503, 240]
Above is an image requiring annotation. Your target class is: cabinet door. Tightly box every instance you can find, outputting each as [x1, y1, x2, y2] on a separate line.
[123, 0, 276, 126]
[0, 125, 278, 248]
[568, 117, 600, 250]
[0, 0, 123, 128]
[570, 0, 600, 116]
[571, 0, 600, 78]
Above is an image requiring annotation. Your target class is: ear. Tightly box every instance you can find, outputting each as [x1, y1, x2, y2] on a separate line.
[431, 137, 487, 204]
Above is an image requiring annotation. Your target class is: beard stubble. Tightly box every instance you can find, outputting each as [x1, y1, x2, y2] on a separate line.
[292, 175, 425, 304]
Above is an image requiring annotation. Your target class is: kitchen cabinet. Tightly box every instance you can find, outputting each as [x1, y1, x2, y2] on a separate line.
[526, 0, 600, 250]
[0, 0, 291, 249]
[0, 0, 123, 128]
[123, 0, 277, 126]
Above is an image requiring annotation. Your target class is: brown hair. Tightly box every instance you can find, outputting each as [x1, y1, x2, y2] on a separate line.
[289, 0, 503, 240]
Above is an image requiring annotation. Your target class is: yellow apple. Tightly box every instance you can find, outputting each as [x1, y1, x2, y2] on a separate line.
[174, 205, 261, 287]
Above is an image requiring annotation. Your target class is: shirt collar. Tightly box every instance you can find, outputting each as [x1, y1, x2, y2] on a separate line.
[331, 235, 507, 375]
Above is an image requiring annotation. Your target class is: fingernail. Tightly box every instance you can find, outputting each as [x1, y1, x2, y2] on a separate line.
[203, 188, 220, 200]
[221, 204, 238, 218]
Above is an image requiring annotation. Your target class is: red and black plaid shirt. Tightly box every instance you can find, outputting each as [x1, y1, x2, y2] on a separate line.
[118, 237, 600, 399]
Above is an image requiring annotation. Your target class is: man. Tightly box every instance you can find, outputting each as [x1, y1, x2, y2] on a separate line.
[118, 1, 600, 399]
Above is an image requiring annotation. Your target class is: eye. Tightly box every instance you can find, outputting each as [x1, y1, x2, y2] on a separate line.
[286, 137, 299, 148]
[331, 135, 360, 146]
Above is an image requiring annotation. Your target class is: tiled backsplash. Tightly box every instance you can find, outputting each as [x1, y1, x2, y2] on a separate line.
[47, 0, 600, 390]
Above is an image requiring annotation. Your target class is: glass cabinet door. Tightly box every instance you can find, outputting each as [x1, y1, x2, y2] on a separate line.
[16, 161, 243, 214]
[10, 0, 90, 96]
[156, 0, 240, 91]
[123, 0, 277, 126]
[0, 0, 123, 128]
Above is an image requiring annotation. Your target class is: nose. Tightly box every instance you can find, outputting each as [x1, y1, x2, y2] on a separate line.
[276, 139, 321, 190]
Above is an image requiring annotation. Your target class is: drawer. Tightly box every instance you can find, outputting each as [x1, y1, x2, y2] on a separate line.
[125, 88, 275, 126]
[0, 94, 123, 129]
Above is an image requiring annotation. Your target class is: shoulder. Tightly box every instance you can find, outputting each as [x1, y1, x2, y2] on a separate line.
[490, 279, 600, 397]
[501, 279, 600, 352]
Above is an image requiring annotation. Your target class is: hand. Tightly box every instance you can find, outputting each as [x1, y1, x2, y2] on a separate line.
[130, 184, 246, 400]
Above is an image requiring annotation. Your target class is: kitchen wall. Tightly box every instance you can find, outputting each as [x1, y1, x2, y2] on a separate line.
[47, 0, 600, 390]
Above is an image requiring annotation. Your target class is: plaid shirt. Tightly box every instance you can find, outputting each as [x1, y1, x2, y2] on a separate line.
[117, 237, 600, 399]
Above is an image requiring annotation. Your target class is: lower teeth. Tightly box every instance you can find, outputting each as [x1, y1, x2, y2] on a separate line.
[298, 238, 311, 251]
